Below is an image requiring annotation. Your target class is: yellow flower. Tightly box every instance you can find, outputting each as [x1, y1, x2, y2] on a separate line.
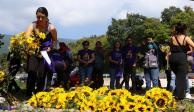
[38, 32, 46, 39]
[26, 37, 34, 44]
[93, 86, 109, 95]
[0, 71, 5, 79]
[144, 99, 152, 106]
[85, 101, 96, 111]
[19, 40, 24, 45]
[126, 102, 136, 111]
[172, 99, 177, 110]
[107, 105, 118, 112]
[19, 32, 26, 37]
[154, 97, 167, 111]
[10, 37, 17, 44]
[117, 103, 126, 111]
[146, 106, 154, 112]
[134, 104, 147, 112]
[133, 95, 146, 104]
[27, 97, 38, 107]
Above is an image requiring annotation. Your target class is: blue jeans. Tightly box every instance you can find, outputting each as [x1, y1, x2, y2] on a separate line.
[79, 66, 93, 84]
[144, 68, 159, 89]
[186, 76, 190, 93]
[109, 68, 120, 89]
[167, 71, 190, 94]
[166, 70, 176, 92]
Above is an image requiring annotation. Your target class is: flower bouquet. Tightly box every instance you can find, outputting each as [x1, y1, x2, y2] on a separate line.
[160, 45, 170, 54]
[9, 31, 46, 60]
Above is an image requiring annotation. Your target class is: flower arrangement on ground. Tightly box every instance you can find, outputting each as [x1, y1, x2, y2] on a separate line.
[28, 87, 176, 111]
[0, 70, 17, 106]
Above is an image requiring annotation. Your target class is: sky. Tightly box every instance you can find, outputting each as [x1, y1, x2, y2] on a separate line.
[0, 0, 194, 40]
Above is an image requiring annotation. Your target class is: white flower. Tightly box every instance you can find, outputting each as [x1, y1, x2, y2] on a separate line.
[0, 97, 5, 103]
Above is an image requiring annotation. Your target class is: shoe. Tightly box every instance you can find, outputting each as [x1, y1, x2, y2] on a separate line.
[185, 93, 192, 99]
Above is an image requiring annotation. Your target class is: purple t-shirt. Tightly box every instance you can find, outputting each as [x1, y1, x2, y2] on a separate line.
[122, 45, 138, 66]
[109, 50, 123, 68]
[78, 49, 94, 67]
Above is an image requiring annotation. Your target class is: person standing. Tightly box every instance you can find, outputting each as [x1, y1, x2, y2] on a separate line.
[109, 41, 123, 89]
[143, 38, 160, 90]
[120, 37, 138, 90]
[77, 40, 95, 86]
[25, 7, 57, 96]
[91, 41, 105, 89]
[58, 42, 73, 89]
[7, 52, 21, 93]
[169, 23, 194, 100]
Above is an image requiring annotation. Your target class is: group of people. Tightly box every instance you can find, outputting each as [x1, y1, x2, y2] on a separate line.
[7, 7, 194, 101]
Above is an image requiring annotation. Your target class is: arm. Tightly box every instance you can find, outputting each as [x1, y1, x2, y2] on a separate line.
[187, 45, 193, 55]
[108, 56, 118, 64]
[88, 53, 95, 64]
[26, 23, 34, 37]
[186, 36, 194, 48]
[77, 54, 86, 64]
[50, 24, 57, 49]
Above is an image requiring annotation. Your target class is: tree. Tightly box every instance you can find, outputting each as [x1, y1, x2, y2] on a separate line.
[106, 13, 146, 45]
[143, 18, 170, 42]
[161, 6, 182, 25]
[0, 34, 4, 48]
[170, 6, 194, 37]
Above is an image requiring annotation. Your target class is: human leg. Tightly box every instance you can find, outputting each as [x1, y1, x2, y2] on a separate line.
[150, 68, 159, 87]
[130, 67, 137, 90]
[109, 68, 116, 89]
[144, 68, 151, 90]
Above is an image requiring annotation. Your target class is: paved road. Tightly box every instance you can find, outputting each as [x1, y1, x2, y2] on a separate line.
[16, 72, 194, 99]
[16, 72, 194, 87]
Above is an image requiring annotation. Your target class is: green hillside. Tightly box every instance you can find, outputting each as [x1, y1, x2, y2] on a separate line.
[0, 34, 11, 54]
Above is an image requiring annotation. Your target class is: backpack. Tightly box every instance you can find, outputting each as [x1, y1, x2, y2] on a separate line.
[144, 51, 158, 68]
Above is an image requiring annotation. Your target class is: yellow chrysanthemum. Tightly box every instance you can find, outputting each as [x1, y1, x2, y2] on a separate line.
[19, 40, 24, 45]
[10, 37, 17, 44]
[26, 37, 34, 44]
[0, 71, 5, 79]
[19, 32, 26, 37]
[38, 32, 46, 39]
[160, 45, 170, 53]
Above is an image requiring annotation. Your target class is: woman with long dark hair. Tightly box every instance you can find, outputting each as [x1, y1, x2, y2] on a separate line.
[108, 41, 123, 89]
[25, 7, 57, 96]
[169, 23, 194, 100]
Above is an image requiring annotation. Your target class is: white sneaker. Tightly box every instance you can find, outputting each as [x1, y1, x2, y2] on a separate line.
[185, 93, 192, 99]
